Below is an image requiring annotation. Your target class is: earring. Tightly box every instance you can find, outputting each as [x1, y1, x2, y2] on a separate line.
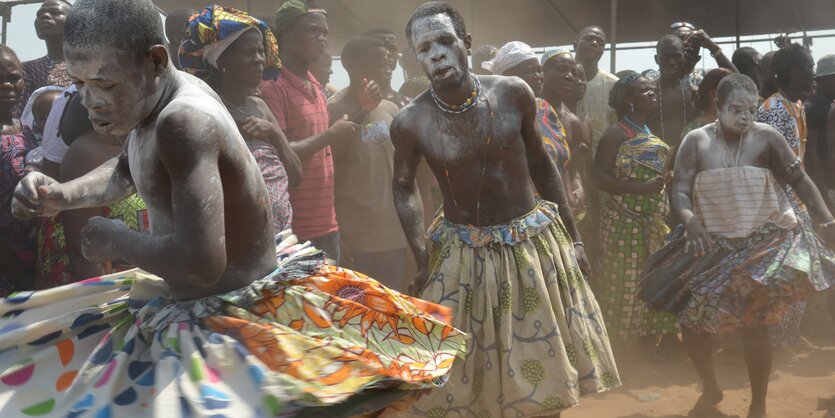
[630, 102, 635, 113]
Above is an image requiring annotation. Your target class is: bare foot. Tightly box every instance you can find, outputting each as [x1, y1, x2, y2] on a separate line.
[688, 391, 728, 418]
[746, 404, 766, 418]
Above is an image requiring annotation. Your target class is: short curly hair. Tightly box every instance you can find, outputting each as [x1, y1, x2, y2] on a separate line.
[64, 0, 165, 60]
[716, 73, 758, 107]
[405, 2, 467, 50]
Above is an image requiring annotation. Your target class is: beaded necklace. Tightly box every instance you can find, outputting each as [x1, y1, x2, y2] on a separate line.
[623, 115, 652, 135]
[430, 76, 481, 114]
[432, 76, 494, 227]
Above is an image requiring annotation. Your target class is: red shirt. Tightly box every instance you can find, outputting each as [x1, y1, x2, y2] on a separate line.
[259, 70, 337, 240]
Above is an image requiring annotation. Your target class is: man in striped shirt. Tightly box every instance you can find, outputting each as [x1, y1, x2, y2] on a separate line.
[259, 0, 356, 262]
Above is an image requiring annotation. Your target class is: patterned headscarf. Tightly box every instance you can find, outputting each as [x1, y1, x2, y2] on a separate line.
[178, 5, 281, 81]
[540, 48, 572, 66]
[608, 70, 642, 111]
[483, 41, 537, 75]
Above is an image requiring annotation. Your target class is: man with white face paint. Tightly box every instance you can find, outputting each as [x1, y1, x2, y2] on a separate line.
[642, 74, 835, 418]
[390, 2, 620, 417]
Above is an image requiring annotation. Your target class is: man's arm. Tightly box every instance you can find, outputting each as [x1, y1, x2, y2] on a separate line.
[12, 151, 135, 220]
[82, 110, 228, 286]
[689, 30, 738, 73]
[805, 125, 824, 190]
[391, 111, 429, 292]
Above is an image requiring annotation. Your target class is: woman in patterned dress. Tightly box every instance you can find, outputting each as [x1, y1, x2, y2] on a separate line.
[756, 44, 819, 352]
[0, 46, 38, 297]
[593, 72, 679, 347]
[497, 44, 586, 218]
[178, 6, 302, 232]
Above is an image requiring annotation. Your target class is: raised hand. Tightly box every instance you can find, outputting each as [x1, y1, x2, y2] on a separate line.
[358, 78, 383, 112]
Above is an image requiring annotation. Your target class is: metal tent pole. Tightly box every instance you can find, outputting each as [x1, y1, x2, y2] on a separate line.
[610, 0, 618, 73]
[735, 0, 741, 50]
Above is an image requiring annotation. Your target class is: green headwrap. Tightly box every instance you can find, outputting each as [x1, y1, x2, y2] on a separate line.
[274, 0, 327, 36]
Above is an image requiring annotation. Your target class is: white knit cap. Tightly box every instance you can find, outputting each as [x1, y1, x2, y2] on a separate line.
[482, 41, 536, 75]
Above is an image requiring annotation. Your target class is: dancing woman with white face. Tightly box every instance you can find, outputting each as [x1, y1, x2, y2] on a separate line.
[642, 73, 835, 418]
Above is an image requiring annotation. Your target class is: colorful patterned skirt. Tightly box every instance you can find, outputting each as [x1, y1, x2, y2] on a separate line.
[402, 200, 620, 417]
[641, 223, 835, 333]
[0, 232, 467, 417]
[598, 197, 679, 339]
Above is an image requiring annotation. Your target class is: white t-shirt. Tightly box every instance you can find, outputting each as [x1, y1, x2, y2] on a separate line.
[42, 84, 76, 164]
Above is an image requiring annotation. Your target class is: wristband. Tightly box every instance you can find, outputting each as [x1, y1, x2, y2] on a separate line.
[573, 241, 584, 247]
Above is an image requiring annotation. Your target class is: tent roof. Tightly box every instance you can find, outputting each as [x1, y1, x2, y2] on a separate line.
[154, 0, 835, 52]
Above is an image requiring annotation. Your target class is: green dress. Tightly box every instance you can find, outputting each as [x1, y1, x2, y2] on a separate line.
[599, 123, 679, 338]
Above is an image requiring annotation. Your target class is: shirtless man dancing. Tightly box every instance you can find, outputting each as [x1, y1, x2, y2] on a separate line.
[1, 0, 464, 416]
[642, 74, 835, 418]
[390, 3, 619, 417]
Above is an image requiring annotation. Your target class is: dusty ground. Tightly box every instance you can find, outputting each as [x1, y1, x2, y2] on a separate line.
[563, 334, 835, 418]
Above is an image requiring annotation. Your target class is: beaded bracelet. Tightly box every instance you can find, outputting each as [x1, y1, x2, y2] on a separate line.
[820, 219, 835, 230]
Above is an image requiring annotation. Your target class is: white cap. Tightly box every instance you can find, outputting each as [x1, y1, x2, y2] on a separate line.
[482, 41, 536, 75]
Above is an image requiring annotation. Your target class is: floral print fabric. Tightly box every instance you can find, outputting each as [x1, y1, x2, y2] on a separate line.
[0, 233, 467, 417]
[403, 200, 620, 417]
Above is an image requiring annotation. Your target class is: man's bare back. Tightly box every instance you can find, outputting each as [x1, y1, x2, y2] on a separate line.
[394, 75, 538, 226]
[125, 72, 276, 299]
[13, 44, 276, 301]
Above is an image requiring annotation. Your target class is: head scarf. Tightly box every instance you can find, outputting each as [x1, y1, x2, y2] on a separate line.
[179, 5, 281, 81]
[608, 70, 642, 111]
[483, 41, 536, 75]
[274, 0, 327, 36]
[540, 48, 572, 66]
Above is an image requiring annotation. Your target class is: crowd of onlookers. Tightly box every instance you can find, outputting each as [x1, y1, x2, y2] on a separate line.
[2, 0, 835, 359]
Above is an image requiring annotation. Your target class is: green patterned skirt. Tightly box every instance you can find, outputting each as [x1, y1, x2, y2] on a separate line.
[599, 196, 679, 338]
[403, 200, 620, 417]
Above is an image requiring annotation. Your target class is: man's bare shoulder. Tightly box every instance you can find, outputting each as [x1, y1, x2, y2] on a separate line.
[746, 122, 793, 154]
[391, 92, 432, 138]
[686, 123, 713, 141]
[479, 74, 529, 98]
[155, 78, 232, 152]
